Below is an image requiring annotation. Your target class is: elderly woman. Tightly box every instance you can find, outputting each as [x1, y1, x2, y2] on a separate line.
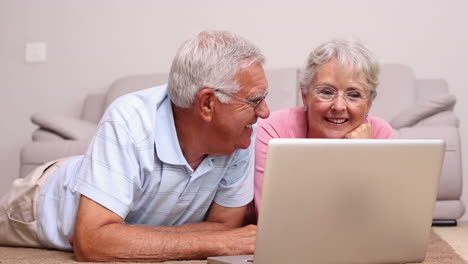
[253, 39, 394, 217]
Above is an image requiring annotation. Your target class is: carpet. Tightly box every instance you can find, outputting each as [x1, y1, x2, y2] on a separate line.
[413, 230, 467, 264]
[0, 231, 465, 264]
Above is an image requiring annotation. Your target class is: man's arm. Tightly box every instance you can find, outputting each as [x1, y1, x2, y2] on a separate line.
[73, 195, 256, 262]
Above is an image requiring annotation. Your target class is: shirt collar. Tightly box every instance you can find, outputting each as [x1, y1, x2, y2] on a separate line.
[154, 93, 187, 166]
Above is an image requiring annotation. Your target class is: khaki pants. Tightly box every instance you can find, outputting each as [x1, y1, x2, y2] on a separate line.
[0, 158, 70, 247]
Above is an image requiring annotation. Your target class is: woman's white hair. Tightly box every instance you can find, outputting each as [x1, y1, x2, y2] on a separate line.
[168, 30, 265, 108]
[299, 39, 380, 100]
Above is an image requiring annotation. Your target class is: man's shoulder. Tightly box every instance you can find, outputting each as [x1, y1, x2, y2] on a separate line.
[113, 84, 168, 109]
[95, 84, 170, 145]
[102, 84, 168, 122]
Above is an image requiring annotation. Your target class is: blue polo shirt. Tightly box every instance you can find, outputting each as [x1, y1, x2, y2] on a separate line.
[37, 85, 255, 250]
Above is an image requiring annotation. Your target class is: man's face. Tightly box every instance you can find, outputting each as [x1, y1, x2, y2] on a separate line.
[211, 62, 270, 155]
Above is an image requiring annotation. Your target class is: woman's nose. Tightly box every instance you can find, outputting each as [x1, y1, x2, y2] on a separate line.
[331, 94, 347, 111]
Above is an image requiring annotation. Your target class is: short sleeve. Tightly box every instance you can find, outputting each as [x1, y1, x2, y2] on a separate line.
[74, 100, 141, 219]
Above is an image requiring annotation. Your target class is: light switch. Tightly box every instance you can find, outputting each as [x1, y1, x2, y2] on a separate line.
[25, 42, 47, 63]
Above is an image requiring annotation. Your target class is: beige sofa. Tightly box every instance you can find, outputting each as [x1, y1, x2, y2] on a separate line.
[20, 64, 465, 223]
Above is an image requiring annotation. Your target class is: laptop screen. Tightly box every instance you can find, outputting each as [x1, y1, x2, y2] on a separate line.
[254, 139, 444, 264]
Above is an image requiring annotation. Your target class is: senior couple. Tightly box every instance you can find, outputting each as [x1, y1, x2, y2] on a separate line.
[0, 30, 393, 262]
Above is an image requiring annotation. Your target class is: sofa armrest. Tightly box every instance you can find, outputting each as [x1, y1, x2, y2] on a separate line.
[31, 112, 97, 141]
[395, 126, 462, 201]
[390, 94, 456, 129]
[413, 110, 459, 127]
[32, 128, 66, 141]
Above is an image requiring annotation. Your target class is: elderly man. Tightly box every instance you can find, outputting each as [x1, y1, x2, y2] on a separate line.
[0, 30, 270, 262]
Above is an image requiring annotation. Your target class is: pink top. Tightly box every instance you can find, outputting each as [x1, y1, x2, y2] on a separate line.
[254, 106, 394, 216]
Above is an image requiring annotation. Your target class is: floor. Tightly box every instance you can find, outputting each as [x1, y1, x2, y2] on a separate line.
[0, 223, 465, 263]
[433, 220, 468, 260]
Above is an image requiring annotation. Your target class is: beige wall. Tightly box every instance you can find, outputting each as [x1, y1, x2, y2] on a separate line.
[1, 0, 468, 220]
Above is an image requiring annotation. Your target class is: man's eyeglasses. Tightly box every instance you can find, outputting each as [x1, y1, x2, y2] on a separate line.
[213, 88, 268, 109]
[312, 85, 368, 106]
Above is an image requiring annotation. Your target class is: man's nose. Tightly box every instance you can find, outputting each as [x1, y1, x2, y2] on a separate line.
[255, 100, 270, 119]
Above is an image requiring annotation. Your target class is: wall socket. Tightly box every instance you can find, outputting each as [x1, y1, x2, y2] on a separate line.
[25, 42, 47, 63]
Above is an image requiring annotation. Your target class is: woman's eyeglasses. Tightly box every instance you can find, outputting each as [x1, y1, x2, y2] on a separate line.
[312, 86, 368, 106]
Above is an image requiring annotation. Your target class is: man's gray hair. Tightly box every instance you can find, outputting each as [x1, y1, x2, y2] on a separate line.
[168, 30, 266, 108]
[299, 39, 380, 100]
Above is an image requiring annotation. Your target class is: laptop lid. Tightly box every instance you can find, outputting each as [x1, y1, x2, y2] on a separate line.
[252, 138, 444, 264]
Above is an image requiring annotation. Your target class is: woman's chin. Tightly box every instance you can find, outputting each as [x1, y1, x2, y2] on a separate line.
[321, 131, 348, 139]
[309, 126, 350, 139]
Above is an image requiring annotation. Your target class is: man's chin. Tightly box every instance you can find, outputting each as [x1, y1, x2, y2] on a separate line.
[219, 133, 252, 154]
[237, 137, 252, 150]
[216, 142, 251, 156]
[238, 141, 251, 150]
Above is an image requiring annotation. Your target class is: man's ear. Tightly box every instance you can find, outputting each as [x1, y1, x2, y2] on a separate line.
[196, 88, 216, 122]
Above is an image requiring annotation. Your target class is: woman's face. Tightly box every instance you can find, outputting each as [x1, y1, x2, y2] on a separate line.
[302, 59, 372, 139]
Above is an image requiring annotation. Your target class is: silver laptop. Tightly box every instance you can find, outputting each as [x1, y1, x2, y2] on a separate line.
[208, 139, 444, 264]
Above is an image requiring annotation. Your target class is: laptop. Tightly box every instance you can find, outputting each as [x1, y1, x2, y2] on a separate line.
[208, 139, 444, 264]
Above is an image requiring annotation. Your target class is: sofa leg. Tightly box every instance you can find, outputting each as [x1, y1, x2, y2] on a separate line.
[432, 219, 457, 226]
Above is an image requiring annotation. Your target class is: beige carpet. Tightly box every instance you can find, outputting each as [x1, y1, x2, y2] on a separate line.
[434, 221, 468, 260]
[414, 230, 467, 264]
[0, 231, 465, 264]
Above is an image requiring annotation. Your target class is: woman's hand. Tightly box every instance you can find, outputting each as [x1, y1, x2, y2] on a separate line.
[344, 123, 373, 139]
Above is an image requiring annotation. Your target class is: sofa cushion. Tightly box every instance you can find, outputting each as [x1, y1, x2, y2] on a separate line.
[264, 68, 300, 111]
[80, 92, 106, 124]
[369, 64, 416, 121]
[20, 140, 90, 177]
